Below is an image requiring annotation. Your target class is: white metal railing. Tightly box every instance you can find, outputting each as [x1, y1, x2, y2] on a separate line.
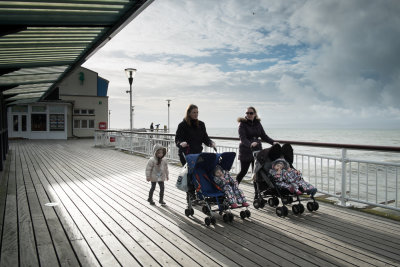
[94, 130, 400, 211]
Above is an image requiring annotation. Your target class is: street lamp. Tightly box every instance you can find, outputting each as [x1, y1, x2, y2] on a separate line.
[125, 68, 136, 131]
[108, 109, 111, 129]
[166, 99, 171, 132]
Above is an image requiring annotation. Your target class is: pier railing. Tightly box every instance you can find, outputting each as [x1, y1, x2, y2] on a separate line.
[95, 130, 400, 211]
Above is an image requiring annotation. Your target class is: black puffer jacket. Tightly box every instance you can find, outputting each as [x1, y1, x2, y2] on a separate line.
[175, 119, 213, 155]
[238, 117, 274, 162]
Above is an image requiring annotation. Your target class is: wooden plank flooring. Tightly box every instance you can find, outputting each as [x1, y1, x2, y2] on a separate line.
[0, 139, 400, 267]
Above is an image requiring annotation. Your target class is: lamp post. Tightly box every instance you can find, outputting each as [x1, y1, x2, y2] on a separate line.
[125, 68, 136, 131]
[166, 99, 171, 132]
[108, 109, 111, 129]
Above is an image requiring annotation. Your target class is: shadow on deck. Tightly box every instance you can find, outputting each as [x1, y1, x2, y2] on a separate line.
[0, 139, 399, 266]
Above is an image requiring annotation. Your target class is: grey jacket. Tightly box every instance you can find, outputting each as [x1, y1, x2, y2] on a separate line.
[145, 144, 169, 182]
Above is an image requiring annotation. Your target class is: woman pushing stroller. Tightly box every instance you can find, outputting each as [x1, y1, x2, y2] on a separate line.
[237, 106, 279, 199]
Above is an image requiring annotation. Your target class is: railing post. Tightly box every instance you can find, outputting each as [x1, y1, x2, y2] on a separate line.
[340, 148, 347, 206]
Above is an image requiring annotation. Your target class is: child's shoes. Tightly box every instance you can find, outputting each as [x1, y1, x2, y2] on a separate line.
[242, 202, 249, 207]
[230, 203, 239, 208]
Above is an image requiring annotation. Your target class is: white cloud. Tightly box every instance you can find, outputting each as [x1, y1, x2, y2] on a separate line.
[84, 0, 400, 130]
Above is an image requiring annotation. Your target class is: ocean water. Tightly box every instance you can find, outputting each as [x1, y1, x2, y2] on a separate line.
[206, 128, 400, 163]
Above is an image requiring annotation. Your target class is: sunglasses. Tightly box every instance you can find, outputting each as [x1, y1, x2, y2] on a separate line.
[246, 112, 254, 115]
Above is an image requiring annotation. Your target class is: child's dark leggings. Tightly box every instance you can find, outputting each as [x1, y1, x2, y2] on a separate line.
[236, 160, 254, 184]
[149, 182, 165, 200]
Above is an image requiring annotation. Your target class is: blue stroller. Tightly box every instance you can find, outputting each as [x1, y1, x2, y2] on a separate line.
[184, 152, 251, 226]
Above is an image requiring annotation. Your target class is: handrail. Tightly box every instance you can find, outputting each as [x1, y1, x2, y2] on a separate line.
[95, 129, 400, 152]
[95, 129, 400, 212]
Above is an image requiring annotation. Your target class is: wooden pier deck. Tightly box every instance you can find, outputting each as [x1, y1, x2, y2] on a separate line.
[1, 139, 400, 267]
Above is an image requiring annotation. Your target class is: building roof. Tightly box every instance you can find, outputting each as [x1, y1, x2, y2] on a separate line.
[0, 0, 153, 106]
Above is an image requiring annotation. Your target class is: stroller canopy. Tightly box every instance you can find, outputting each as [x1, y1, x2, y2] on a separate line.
[215, 152, 236, 171]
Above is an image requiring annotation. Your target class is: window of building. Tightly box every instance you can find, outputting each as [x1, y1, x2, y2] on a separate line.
[31, 114, 47, 131]
[11, 105, 28, 113]
[22, 115, 27, 132]
[81, 120, 88, 128]
[74, 109, 80, 114]
[32, 106, 46, 112]
[81, 109, 87, 115]
[89, 120, 95, 128]
[74, 120, 80, 128]
[13, 115, 18, 131]
[50, 114, 65, 131]
[49, 105, 64, 113]
[88, 109, 95, 115]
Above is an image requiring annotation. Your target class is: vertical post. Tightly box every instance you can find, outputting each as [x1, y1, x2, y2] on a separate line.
[166, 99, 171, 132]
[124, 68, 136, 132]
[340, 148, 347, 206]
[129, 82, 132, 131]
[108, 109, 111, 129]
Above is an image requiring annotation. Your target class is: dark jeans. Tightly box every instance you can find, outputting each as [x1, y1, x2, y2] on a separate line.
[148, 181, 165, 200]
[236, 160, 254, 184]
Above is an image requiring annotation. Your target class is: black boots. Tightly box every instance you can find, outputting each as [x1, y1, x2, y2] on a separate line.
[159, 191, 166, 205]
[148, 198, 155, 205]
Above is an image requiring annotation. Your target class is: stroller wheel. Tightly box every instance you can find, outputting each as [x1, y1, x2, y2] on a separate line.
[282, 206, 289, 216]
[202, 205, 208, 214]
[185, 208, 191, 217]
[260, 198, 267, 209]
[307, 202, 314, 212]
[313, 202, 319, 211]
[240, 210, 246, 219]
[205, 217, 211, 226]
[245, 210, 251, 218]
[223, 214, 229, 222]
[292, 204, 300, 215]
[273, 197, 279, 206]
[253, 200, 260, 209]
[276, 207, 283, 217]
[211, 216, 216, 225]
[299, 203, 305, 214]
[190, 208, 194, 216]
[268, 198, 275, 207]
[228, 213, 234, 222]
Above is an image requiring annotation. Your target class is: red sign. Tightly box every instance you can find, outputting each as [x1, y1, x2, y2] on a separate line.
[99, 122, 107, 129]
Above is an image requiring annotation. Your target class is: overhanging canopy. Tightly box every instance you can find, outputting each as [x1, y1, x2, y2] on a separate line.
[0, 0, 153, 105]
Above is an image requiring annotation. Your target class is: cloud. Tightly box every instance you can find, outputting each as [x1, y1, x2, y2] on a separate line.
[84, 0, 400, 129]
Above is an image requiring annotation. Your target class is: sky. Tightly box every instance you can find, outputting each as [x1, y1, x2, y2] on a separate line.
[83, 0, 400, 130]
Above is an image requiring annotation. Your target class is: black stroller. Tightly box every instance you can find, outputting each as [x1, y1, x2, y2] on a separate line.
[252, 143, 319, 217]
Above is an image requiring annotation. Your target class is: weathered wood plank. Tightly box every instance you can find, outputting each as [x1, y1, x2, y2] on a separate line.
[0, 150, 18, 267]
[24, 142, 121, 267]
[3, 139, 400, 267]
[39, 140, 400, 267]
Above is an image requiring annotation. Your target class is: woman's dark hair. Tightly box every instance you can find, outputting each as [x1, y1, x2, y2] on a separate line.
[247, 106, 260, 121]
[184, 104, 199, 127]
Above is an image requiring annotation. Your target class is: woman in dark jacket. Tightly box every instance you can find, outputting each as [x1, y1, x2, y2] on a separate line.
[175, 104, 215, 166]
[237, 107, 276, 197]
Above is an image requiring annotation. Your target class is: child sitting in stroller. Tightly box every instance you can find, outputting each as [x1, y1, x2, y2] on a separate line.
[269, 158, 317, 196]
[213, 165, 249, 208]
